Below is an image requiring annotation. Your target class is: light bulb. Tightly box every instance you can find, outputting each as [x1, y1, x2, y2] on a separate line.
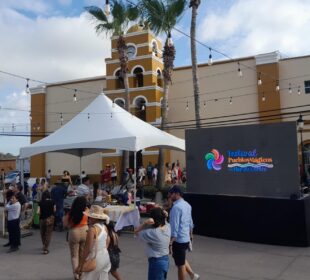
[238, 62, 242, 77]
[276, 85, 280, 91]
[208, 48, 213, 66]
[26, 79, 30, 94]
[298, 86, 301, 95]
[203, 101, 206, 108]
[258, 73, 262, 86]
[167, 32, 173, 47]
[186, 102, 189, 111]
[104, 0, 110, 15]
[262, 94, 266, 102]
[112, 100, 115, 108]
[73, 93, 77, 102]
[29, 113, 32, 120]
[289, 83, 292, 94]
[142, 105, 145, 111]
[229, 97, 232, 105]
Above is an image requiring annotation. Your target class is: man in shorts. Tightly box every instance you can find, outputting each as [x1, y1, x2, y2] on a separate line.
[169, 185, 200, 280]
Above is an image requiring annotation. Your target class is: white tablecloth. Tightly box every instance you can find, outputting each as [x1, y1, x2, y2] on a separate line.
[105, 205, 140, 232]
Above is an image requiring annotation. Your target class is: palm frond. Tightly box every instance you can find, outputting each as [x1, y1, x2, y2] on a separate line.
[141, 0, 166, 35]
[84, 6, 108, 23]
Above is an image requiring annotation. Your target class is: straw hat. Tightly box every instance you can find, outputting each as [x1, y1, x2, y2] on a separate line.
[84, 205, 110, 224]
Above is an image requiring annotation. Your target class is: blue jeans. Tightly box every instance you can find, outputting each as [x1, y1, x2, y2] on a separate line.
[148, 255, 169, 280]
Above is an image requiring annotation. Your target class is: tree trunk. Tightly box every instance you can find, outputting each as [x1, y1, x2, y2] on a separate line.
[122, 72, 130, 173]
[157, 80, 169, 189]
[118, 35, 130, 173]
[190, 1, 201, 128]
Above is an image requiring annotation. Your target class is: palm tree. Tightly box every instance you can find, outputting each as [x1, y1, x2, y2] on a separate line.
[85, 1, 139, 172]
[190, 0, 201, 128]
[140, 0, 186, 188]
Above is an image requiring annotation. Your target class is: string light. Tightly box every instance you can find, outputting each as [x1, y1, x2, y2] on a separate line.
[262, 92, 266, 102]
[104, 0, 111, 16]
[26, 78, 30, 94]
[142, 104, 145, 111]
[167, 32, 173, 47]
[186, 101, 189, 111]
[208, 48, 213, 66]
[276, 80, 280, 91]
[73, 89, 77, 102]
[258, 72, 262, 86]
[298, 86, 301, 95]
[237, 62, 242, 77]
[229, 97, 232, 105]
[289, 83, 292, 94]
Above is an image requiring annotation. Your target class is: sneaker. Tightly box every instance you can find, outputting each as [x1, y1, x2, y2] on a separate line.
[192, 273, 200, 280]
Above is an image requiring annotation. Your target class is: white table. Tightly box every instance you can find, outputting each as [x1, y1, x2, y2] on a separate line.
[105, 205, 140, 232]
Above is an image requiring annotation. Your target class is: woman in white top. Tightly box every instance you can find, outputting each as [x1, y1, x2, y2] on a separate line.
[4, 192, 21, 253]
[77, 205, 111, 280]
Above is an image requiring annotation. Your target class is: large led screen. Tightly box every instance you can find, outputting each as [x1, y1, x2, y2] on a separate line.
[186, 122, 300, 198]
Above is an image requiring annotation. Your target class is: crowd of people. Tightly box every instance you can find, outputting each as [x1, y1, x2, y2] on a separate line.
[2, 163, 197, 280]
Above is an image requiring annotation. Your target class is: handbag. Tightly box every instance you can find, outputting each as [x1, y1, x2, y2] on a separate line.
[81, 227, 98, 272]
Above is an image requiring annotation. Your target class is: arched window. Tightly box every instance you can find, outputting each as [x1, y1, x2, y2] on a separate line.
[133, 67, 144, 87]
[157, 69, 162, 87]
[135, 97, 146, 121]
[115, 70, 124, 89]
[115, 98, 125, 108]
[152, 41, 158, 57]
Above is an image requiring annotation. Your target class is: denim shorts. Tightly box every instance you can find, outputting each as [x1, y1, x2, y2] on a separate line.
[148, 255, 169, 280]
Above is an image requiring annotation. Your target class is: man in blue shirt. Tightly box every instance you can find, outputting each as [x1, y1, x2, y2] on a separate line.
[169, 185, 200, 280]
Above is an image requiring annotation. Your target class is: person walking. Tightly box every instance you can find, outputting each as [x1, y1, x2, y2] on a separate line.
[63, 196, 89, 280]
[51, 179, 67, 231]
[169, 185, 200, 280]
[4, 193, 21, 253]
[135, 207, 171, 280]
[106, 222, 122, 280]
[76, 205, 111, 280]
[38, 190, 55, 254]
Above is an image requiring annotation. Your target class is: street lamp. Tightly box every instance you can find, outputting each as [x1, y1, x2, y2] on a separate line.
[297, 114, 306, 185]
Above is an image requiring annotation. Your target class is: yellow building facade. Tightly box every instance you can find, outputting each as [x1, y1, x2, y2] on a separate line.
[30, 26, 310, 180]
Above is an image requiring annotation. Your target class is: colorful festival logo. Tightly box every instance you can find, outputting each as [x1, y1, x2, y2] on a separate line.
[205, 149, 225, 171]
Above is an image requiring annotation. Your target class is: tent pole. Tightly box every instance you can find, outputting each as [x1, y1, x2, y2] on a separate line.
[80, 157, 82, 180]
[20, 158, 24, 191]
[134, 151, 137, 207]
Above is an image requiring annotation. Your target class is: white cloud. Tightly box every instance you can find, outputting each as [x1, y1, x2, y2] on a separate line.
[0, 10, 111, 83]
[0, 5, 111, 154]
[199, 0, 310, 57]
[0, 0, 51, 14]
[58, 0, 72, 6]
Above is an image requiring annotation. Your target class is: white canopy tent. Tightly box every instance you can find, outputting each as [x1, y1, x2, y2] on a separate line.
[20, 93, 185, 203]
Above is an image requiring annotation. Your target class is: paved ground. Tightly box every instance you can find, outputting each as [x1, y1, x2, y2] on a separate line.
[1, 207, 310, 280]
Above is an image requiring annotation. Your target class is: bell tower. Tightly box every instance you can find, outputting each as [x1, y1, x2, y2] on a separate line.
[103, 25, 169, 169]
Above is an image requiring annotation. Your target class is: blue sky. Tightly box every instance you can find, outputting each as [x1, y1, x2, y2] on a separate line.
[0, 0, 310, 155]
